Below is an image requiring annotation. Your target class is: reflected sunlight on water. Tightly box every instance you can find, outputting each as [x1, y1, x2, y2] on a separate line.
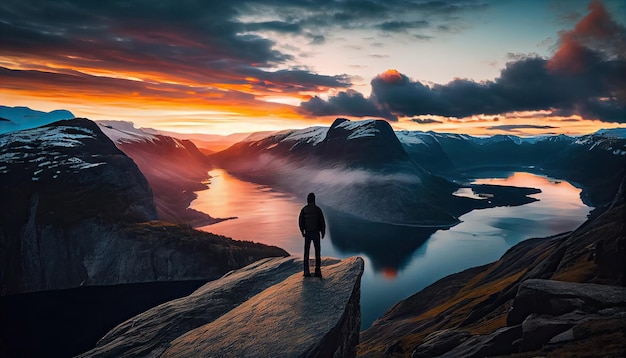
[191, 169, 306, 255]
[190, 169, 592, 329]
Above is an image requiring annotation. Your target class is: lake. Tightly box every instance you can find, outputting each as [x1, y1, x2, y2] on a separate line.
[191, 169, 592, 329]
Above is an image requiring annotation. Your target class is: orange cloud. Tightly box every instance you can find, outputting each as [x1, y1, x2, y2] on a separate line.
[377, 69, 404, 84]
[547, 0, 624, 73]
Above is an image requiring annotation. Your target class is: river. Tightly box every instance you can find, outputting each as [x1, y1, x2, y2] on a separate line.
[191, 169, 592, 329]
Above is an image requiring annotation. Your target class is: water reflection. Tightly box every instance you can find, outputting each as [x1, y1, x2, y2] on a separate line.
[193, 169, 305, 255]
[191, 169, 591, 329]
[324, 207, 437, 274]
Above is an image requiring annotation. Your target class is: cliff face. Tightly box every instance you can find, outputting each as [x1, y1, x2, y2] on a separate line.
[80, 256, 364, 358]
[0, 119, 287, 295]
[358, 176, 626, 357]
[98, 121, 221, 226]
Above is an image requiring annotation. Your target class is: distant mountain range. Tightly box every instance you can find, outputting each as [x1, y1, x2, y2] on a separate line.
[2, 105, 625, 222]
[209, 117, 626, 227]
[397, 130, 626, 206]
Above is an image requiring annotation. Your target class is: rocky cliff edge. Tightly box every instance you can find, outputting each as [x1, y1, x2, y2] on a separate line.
[79, 256, 364, 358]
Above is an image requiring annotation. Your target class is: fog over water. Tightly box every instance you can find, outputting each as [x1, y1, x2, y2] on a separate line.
[192, 169, 592, 329]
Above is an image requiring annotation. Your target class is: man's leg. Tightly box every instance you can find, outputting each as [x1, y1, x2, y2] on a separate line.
[303, 235, 311, 276]
[313, 233, 321, 277]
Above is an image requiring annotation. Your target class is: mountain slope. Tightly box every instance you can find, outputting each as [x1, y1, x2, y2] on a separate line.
[212, 118, 460, 226]
[98, 120, 222, 226]
[0, 119, 287, 295]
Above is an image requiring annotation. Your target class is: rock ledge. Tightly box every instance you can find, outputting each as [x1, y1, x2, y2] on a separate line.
[80, 256, 364, 358]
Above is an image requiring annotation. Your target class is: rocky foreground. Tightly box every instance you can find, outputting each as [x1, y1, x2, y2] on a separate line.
[79, 256, 364, 357]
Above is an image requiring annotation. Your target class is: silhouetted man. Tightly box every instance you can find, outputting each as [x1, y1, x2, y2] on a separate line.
[298, 192, 326, 278]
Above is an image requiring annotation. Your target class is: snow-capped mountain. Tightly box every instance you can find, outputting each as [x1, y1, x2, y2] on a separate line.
[594, 128, 626, 139]
[0, 105, 75, 134]
[212, 118, 460, 226]
[0, 118, 156, 293]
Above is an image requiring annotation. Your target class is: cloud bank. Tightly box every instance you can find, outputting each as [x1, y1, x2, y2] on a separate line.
[300, 0, 626, 123]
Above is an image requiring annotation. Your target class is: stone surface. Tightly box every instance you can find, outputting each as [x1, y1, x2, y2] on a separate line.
[81, 256, 363, 357]
[411, 329, 472, 357]
[508, 279, 626, 326]
[147, 256, 364, 358]
[438, 325, 522, 358]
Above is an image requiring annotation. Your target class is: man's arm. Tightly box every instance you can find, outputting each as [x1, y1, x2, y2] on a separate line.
[298, 208, 305, 236]
[318, 207, 326, 238]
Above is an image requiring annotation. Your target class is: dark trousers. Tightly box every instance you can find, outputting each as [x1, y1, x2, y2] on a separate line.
[303, 231, 321, 275]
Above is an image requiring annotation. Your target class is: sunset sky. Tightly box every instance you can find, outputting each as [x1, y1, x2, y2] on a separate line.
[1, 0, 625, 136]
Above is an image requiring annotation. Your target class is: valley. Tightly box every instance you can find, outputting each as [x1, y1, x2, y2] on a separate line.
[1, 115, 624, 357]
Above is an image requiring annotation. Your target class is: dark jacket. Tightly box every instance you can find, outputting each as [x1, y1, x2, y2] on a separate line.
[299, 203, 326, 237]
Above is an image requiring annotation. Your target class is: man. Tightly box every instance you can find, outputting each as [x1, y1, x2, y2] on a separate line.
[298, 192, 326, 278]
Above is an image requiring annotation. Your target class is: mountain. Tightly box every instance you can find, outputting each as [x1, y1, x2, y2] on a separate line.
[396, 130, 626, 206]
[358, 173, 626, 357]
[212, 118, 463, 227]
[143, 128, 268, 153]
[0, 105, 75, 134]
[0, 119, 287, 295]
[98, 120, 222, 227]
[594, 127, 626, 138]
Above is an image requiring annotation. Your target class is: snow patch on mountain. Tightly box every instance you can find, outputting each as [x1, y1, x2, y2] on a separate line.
[97, 120, 158, 144]
[282, 126, 328, 146]
[395, 130, 427, 145]
[0, 125, 107, 178]
[0, 125, 96, 150]
[595, 128, 626, 139]
[336, 119, 380, 140]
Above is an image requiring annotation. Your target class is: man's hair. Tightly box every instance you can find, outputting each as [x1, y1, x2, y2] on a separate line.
[307, 192, 315, 203]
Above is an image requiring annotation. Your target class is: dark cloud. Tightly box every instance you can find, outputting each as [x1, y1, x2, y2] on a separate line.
[244, 21, 303, 34]
[0, 0, 354, 97]
[410, 117, 443, 124]
[376, 20, 430, 33]
[487, 124, 557, 132]
[299, 1, 626, 123]
[299, 90, 396, 120]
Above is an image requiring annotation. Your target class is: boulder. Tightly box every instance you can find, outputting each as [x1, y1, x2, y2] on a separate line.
[506, 279, 626, 353]
[410, 329, 472, 357]
[80, 256, 364, 358]
[508, 279, 626, 325]
[437, 325, 522, 358]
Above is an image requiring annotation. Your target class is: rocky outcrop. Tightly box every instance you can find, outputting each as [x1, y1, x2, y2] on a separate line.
[509, 279, 626, 352]
[0, 119, 287, 295]
[79, 256, 364, 358]
[358, 175, 626, 357]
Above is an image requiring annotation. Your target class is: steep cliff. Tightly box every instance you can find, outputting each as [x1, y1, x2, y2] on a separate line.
[0, 119, 287, 295]
[80, 256, 364, 358]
